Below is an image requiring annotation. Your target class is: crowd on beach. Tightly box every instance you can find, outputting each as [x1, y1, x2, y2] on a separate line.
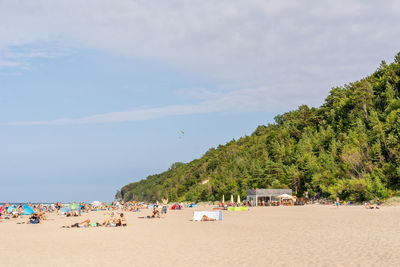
[0, 198, 173, 226]
[0, 196, 225, 226]
[0, 201, 142, 226]
[0, 195, 383, 227]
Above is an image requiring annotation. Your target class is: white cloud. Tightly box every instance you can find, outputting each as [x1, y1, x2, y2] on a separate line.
[0, 59, 26, 68]
[1, 0, 399, 78]
[1, 0, 400, 123]
[0, 45, 64, 70]
[3, 84, 315, 125]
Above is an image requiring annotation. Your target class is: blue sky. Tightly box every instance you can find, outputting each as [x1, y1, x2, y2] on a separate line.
[1, 0, 400, 202]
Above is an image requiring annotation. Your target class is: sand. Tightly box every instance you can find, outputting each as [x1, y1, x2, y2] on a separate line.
[1, 205, 399, 267]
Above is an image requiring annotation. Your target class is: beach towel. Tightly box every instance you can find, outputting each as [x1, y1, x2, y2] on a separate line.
[228, 207, 249, 211]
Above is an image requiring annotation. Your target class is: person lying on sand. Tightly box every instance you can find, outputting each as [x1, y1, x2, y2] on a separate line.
[66, 210, 79, 217]
[138, 208, 162, 219]
[365, 202, 380, 209]
[62, 219, 91, 228]
[201, 215, 216, 221]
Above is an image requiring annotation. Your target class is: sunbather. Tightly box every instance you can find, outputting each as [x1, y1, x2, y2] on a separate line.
[27, 213, 42, 224]
[66, 210, 79, 217]
[62, 219, 91, 228]
[201, 215, 216, 221]
[102, 212, 119, 227]
[152, 207, 160, 218]
[116, 213, 127, 227]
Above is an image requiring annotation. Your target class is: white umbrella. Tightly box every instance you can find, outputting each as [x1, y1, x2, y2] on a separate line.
[277, 194, 293, 199]
[91, 201, 101, 206]
[230, 194, 234, 203]
[237, 195, 241, 204]
[222, 195, 225, 203]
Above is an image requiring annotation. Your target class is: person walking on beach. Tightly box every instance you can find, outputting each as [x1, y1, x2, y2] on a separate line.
[336, 197, 340, 208]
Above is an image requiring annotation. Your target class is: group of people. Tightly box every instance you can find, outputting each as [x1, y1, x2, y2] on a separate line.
[0, 201, 128, 226]
[0, 202, 54, 218]
[334, 197, 381, 209]
[364, 199, 381, 209]
[63, 212, 127, 228]
[0, 202, 49, 223]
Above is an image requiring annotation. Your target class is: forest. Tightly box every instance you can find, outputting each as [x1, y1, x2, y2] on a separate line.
[119, 53, 400, 202]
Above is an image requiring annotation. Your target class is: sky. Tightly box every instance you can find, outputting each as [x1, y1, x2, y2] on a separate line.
[1, 0, 400, 202]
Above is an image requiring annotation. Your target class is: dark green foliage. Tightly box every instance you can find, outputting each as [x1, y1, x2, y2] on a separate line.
[120, 54, 400, 202]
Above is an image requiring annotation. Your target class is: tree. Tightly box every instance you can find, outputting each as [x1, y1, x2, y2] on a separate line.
[394, 52, 400, 63]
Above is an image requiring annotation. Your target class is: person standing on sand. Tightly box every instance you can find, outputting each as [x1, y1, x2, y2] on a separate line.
[161, 198, 168, 215]
[336, 197, 340, 208]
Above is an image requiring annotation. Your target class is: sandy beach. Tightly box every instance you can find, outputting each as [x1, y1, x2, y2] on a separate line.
[1, 205, 399, 267]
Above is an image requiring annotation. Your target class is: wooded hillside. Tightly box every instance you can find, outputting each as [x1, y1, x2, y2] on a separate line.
[120, 53, 400, 202]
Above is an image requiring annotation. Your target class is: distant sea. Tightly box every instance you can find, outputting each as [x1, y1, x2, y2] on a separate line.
[0, 202, 57, 206]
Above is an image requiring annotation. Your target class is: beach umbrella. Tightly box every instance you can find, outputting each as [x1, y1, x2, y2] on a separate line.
[222, 195, 225, 203]
[7, 206, 16, 213]
[22, 204, 34, 215]
[277, 193, 293, 199]
[69, 203, 79, 210]
[237, 195, 241, 204]
[230, 194, 234, 203]
[59, 207, 70, 214]
[91, 201, 101, 206]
